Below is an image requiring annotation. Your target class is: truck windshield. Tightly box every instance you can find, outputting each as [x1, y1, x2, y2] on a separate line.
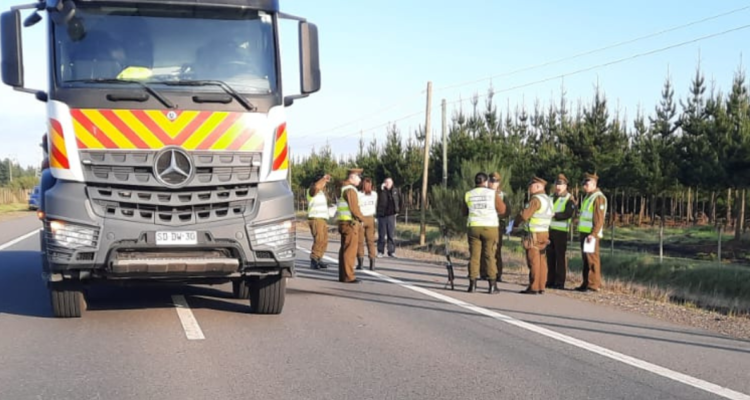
[53, 4, 277, 94]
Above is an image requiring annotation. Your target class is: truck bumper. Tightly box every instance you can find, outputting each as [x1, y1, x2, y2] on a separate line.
[41, 179, 296, 281]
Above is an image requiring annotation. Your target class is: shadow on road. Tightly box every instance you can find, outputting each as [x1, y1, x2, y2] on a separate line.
[0, 251, 51, 318]
[0, 256, 319, 317]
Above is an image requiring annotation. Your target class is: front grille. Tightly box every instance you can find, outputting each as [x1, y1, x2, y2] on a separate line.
[79, 150, 262, 188]
[87, 185, 257, 226]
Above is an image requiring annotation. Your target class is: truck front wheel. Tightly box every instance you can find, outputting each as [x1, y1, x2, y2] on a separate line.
[49, 283, 85, 318]
[249, 275, 286, 314]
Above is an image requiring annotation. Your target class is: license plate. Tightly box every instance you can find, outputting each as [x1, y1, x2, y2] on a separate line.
[156, 231, 197, 246]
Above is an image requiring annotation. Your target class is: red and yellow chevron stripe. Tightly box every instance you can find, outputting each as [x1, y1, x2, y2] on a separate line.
[48, 118, 70, 170]
[272, 123, 288, 171]
[70, 109, 264, 151]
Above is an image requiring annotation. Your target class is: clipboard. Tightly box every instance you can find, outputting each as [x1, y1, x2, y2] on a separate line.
[583, 237, 596, 253]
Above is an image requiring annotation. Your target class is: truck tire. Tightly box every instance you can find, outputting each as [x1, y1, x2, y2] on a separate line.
[249, 275, 286, 314]
[50, 285, 85, 318]
[232, 279, 251, 299]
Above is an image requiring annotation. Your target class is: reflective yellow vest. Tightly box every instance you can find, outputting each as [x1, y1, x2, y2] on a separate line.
[358, 191, 378, 217]
[337, 185, 357, 221]
[465, 187, 499, 227]
[549, 193, 572, 232]
[306, 188, 329, 219]
[527, 193, 554, 233]
[579, 191, 607, 237]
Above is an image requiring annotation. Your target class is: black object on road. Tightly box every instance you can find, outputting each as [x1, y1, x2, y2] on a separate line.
[442, 225, 455, 290]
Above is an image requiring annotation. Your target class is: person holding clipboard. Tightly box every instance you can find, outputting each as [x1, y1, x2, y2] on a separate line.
[576, 173, 607, 292]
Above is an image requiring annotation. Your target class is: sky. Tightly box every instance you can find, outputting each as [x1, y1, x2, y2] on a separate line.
[2, 0, 750, 167]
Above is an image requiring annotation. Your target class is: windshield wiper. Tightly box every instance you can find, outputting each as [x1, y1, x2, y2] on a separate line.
[159, 80, 257, 112]
[66, 78, 176, 109]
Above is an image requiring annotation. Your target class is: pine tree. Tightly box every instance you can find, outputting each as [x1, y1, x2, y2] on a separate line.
[725, 67, 750, 239]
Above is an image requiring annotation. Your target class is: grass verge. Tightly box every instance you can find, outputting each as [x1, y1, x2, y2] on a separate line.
[296, 217, 750, 316]
[568, 253, 750, 316]
[0, 203, 28, 214]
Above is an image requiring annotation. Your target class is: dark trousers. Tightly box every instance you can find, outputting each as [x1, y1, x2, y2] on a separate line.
[547, 230, 568, 287]
[377, 215, 396, 255]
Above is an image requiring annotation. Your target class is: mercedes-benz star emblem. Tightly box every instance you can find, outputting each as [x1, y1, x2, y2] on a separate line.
[154, 148, 193, 187]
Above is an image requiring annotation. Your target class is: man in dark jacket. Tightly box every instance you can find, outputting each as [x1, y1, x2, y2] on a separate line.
[376, 177, 400, 258]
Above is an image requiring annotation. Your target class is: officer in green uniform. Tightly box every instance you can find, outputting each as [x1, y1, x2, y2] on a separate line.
[577, 173, 607, 292]
[513, 176, 553, 294]
[336, 168, 364, 283]
[306, 173, 331, 270]
[462, 172, 506, 294]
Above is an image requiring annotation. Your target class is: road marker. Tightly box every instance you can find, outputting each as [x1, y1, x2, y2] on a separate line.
[297, 245, 750, 400]
[172, 295, 205, 340]
[0, 229, 41, 251]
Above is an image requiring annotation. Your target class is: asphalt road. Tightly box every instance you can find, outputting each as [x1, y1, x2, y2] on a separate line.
[1, 215, 749, 400]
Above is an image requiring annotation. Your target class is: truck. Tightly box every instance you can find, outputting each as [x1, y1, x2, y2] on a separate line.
[1, 0, 320, 318]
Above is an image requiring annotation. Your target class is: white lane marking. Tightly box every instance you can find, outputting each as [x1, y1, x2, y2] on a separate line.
[0, 229, 41, 251]
[172, 295, 205, 340]
[297, 246, 750, 400]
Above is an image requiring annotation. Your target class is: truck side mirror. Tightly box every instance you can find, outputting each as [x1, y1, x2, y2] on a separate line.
[299, 21, 320, 95]
[1, 10, 24, 88]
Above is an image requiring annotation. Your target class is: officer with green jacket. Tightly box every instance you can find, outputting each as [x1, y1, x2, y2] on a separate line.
[462, 172, 507, 294]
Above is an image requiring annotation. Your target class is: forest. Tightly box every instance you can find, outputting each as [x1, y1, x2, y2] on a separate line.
[291, 64, 750, 241]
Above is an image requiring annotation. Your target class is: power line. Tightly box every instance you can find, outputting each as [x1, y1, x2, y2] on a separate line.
[293, 109, 425, 150]
[292, 22, 750, 155]
[447, 23, 750, 106]
[435, 4, 750, 92]
[292, 5, 750, 146]
[294, 91, 425, 139]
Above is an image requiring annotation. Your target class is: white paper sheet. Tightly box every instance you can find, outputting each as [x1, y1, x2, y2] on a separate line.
[583, 237, 596, 253]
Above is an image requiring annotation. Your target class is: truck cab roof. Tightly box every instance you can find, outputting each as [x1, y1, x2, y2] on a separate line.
[72, 0, 279, 12]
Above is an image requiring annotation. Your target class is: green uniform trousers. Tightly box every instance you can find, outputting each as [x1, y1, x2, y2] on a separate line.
[468, 226, 499, 280]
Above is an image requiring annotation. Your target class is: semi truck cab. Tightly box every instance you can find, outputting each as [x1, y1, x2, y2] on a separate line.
[1, 0, 320, 317]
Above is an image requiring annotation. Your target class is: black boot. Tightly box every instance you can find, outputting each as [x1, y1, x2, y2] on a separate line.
[369, 258, 375, 271]
[310, 258, 319, 270]
[468, 279, 476, 293]
[488, 280, 500, 295]
[356, 257, 363, 270]
[318, 260, 328, 269]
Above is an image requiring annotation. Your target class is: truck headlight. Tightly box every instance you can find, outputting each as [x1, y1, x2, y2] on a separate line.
[248, 220, 295, 248]
[49, 220, 97, 249]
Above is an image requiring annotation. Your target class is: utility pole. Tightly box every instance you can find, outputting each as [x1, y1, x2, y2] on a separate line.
[419, 81, 432, 246]
[442, 99, 447, 189]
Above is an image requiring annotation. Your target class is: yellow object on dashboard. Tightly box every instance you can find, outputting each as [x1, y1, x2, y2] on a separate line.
[117, 66, 153, 80]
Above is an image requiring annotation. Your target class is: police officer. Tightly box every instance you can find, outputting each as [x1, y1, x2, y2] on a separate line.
[513, 176, 553, 294]
[547, 174, 576, 289]
[462, 172, 506, 294]
[576, 173, 607, 292]
[306, 173, 331, 270]
[357, 177, 378, 271]
[337, 168, 364, 283]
